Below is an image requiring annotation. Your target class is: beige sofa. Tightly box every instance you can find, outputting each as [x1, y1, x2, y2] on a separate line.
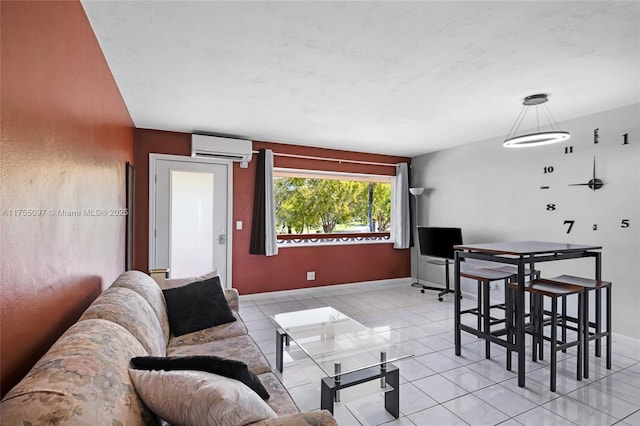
[0, 270, 336, 425]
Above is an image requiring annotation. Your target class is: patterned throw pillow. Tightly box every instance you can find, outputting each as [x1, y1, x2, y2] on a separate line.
[129, 369, 277, 426]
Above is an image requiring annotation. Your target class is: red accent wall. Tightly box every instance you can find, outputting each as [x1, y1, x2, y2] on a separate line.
[132, 128, 192, 272]
[0, 1, 134, 396]
[133, 130, 411, 295]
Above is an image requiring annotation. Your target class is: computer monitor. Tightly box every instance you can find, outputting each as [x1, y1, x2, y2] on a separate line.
[417, 227, 463, 260]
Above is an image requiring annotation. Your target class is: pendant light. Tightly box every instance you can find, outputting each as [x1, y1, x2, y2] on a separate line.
[503, 94, 570, 148]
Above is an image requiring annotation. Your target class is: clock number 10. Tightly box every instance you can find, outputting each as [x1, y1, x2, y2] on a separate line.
[544, 166, 554, 174]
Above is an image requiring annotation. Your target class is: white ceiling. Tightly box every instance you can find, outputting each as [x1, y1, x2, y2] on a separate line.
[81, 1, 639, 157]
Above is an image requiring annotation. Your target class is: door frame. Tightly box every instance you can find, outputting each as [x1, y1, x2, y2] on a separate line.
[149, 153, 234, 288]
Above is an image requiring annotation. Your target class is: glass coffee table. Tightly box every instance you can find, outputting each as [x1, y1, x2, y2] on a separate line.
[272, 306, 412, 417]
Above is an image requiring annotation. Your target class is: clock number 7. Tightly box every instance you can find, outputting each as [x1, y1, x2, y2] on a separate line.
[564, 220, 575, 234]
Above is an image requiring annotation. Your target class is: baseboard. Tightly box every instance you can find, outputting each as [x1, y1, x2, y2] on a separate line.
[239, 277, 412, 301]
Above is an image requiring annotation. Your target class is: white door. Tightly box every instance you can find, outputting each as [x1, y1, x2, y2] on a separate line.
[150, 155, 231, 286]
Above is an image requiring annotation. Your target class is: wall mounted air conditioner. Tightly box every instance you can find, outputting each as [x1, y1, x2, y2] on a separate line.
[191, 134, 253, 168]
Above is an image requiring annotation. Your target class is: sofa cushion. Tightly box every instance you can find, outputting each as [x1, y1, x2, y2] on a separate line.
[160, 268, 221, 289]
[250, 410, 338, 426]
[167, 334, 271, 375]
[129, 369, 277, 426]
[256, 372, 300, 416]
[0, 319, 155, 426]
[167, 310, 247, 347]
[163, 276, 236, 337]
[131, 355, 270, 400]
[111, 270, 171, 344]
[80, 287, 166, 356]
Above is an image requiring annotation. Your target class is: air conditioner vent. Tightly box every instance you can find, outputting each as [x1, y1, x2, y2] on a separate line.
[191, 134, 253, 168]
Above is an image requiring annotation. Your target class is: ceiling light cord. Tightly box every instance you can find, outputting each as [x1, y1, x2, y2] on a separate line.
[505, 105, 528, 140]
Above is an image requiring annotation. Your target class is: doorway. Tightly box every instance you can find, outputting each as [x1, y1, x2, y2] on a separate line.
[149, 154, 232, 287]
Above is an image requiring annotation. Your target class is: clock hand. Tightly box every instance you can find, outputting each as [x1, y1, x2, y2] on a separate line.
[568, 179, 605, 188]
[592, 156, 597, 190]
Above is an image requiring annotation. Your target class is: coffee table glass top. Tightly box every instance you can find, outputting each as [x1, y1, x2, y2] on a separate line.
[272, 306, 411, 377]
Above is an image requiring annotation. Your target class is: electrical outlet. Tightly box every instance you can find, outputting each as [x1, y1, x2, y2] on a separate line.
[306, 271, 315, 281]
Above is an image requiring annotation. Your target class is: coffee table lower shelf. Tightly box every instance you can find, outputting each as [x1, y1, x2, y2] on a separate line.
[320, 363, 399, 417]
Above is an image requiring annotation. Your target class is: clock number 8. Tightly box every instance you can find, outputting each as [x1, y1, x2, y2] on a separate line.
[546, 204, 556, 211]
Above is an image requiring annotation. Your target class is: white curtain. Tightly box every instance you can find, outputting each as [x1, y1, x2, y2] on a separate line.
[264, 149, 278, 256]
[391, 162, 410, 249]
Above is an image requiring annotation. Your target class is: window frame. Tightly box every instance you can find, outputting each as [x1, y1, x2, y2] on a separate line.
[273, 167, 394, 247]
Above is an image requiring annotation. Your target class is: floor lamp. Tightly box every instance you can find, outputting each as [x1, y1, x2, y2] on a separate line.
[409, 187, 425, 288]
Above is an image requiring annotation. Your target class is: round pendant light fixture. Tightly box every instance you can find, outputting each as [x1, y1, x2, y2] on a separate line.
[503, 94, 570, 148]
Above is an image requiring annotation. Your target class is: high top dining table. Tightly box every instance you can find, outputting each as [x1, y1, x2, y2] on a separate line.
[453, 240, 602, 387]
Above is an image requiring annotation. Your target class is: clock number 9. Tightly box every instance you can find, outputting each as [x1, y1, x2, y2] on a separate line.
[564, 220, 575, 234]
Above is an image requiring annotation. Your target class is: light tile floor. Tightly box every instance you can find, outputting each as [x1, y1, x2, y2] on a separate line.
[240, 281, 640, 426]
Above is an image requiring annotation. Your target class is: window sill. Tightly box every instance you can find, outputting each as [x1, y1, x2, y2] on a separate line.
[277, 232, 391, 248]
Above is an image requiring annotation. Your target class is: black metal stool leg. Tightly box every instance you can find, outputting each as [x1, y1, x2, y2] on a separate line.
[595, 288, 602, 358]
[562, 296, 567, 353]
[550, 298, 557, 392]
[583, 291, 590, 379]
[606, 286, 612, 370]
[484, 280, 491, 359]
[577, 292, 583, 382]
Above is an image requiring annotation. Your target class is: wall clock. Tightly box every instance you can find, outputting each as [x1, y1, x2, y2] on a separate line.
[539, 129, 632, 235]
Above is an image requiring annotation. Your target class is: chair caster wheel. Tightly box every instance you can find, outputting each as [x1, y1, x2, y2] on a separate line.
[438, 297, 443, 302]
[420, 289, 425, 293]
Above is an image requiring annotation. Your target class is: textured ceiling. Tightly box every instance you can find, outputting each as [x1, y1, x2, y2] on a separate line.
[81, 1, 639, 157]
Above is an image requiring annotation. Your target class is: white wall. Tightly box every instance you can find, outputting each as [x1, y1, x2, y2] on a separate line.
[411, 103, 640, 339]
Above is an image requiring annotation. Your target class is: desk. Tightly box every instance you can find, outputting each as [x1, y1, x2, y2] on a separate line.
[453, 241, 602, 387]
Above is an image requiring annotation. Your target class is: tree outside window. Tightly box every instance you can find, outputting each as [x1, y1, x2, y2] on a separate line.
[274, 171, 391, 235]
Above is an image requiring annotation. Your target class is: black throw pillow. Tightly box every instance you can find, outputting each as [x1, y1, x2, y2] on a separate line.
[162, 276, 236, 337]
[130, 355, 270, 400]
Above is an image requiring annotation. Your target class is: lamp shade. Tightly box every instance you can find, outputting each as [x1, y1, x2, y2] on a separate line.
[409, 187, 425, 196]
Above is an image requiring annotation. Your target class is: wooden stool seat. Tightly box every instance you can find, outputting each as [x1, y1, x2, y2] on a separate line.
[545, 274, 611, 290]
[509, 280, 584, 297]
[461, 268, 516, 282]
[485, 265, 540, 279]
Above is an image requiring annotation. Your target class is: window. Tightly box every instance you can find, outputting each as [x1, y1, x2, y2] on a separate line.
[273, 168, 392, 245]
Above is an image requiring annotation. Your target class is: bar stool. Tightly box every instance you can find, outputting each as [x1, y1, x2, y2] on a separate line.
[460, 268, 515, 359]
[542, 275, 612, 378]
[507, 279, 585, 392]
